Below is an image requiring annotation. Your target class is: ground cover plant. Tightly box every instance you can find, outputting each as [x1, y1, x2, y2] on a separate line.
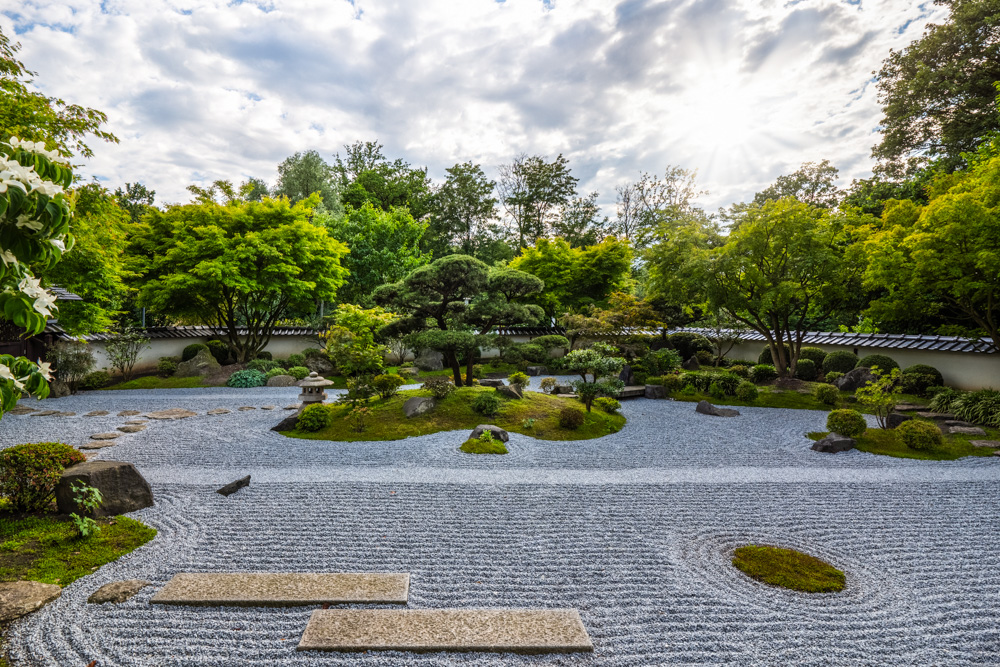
[459, 430, 508, 455]
[731, 545, 846, 593]
[284, 386, 624, 442]
[807, 420, 1000, 461]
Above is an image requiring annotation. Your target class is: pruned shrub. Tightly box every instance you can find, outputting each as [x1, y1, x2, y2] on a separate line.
[226, 369, 267, 388]
[531, 335, 569, 354]
[824, 371, 844, 384]
[286, 353, 306, 368]
[508, 372, 530, 392]
[559, 406, 585, 429]
[822, 351, 859, 374]
[182, 343, 209, 361]
[758, 344, 791, 367]
[826, 409, 867, 438]
[373, 373, 405, 399]
[157, 358, 178, 377]
[287, 366, 310, 381]
[902, 364, 943, 388]
[79, 370, 111, 390]
[662, 374, 682, 393]
[814, 384, 840, 406]
[728, 364, 749, 379]
[256, 351, 273, 361]
[422, 376, 455, 399]
[265, 367, 288, 380]
[798, 347, 828, 368]
[594, 397, 621, 414]
[540, 377, 557, 394]
[247, 359, 282, 373]
[0, 442, 85, 512]
[696, 350, 715, 366]
[518, 343, 548, 363]
[901, 373, 939, 396]
[735, 381, 758, 402]
[708, 381, 725, 399]
[472, 391, 502, 416]
[303, 347, 326, 359]
[297, 404, 332, 432]
[794, 358, 817, 381]
[857, 354, 899, 373]
[749, 364, 778, 384]
[898, 420, 942, 451]
[640, 348, 682, 376]
[205, 340, 232, 365]
[668, 332, 713, 360]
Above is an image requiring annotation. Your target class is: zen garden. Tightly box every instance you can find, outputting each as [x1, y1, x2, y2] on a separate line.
[1, 3, 1000, 665]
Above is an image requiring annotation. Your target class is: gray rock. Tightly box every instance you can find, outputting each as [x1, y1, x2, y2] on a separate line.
[304, 356, 335, 375]
[207, 409, 230, 415]
[948, 425, 987, 436]
[886, 412, 913, 429]
[682, 356, 700, 371]
[175, 348, 222, 378]
[0, 581, 61, 622]
[695, 400, 740, 418]
[90, 432, 121, 441]
[525, 366, 548, 377]
[87, 580, 152, 605]
[834, 367, 875, 392]
[917, 411, 956, 420]
[117, 424, 146, 433]
[48, 380, 70, 398]
[553, 385, 574, 395]
[414, 349, 445, 372]
[117, 410, 141, 417]
[469, 425, 509, 443]
[266, 374, 298, 387]
[970, 440, 1000, 449]
[146, 408, 197, 420]
[479, 379, 506, 388]
[893, 403, 922, 412]
[619, 364, 636, 385]
[55, 460, 154, 517]
[644, 384, 667, 399]
[403, 397, 435, 418]
[496, 385, 523, 399]
[811, 433, 857, 453]
[83, 410, 109, 417]
[944, 420, 974, 427]
[217, 475, 251, 497]
[271, 415, 299, 432]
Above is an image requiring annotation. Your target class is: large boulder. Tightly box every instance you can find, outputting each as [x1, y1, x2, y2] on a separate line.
[266, 374, 298, 387]
[811, 433, 856, 453]
[271, 414, 299, 432]
[553, 385, 574, 395]
[682, 356, 700, 371]
[55, 461, 154, 517]
[175, 348, 221, 378]
[469, 424, 509, 443]
[305, 355, 335, 375]
[525, 366, 548, 377]
[695, 400, 740, 417]
[48, 379, 71, 398]
[414, 349, 444, 372]
[403, 397, 435, 418]
[0, 581, 61, 622]
[479, 379, 505, 388]
[644, 384, 667, 399]
[886, 412, 913, 429]
[618, 364, 636, 386]
[833, 367, 874, 392]
[496, 385, 523, 399]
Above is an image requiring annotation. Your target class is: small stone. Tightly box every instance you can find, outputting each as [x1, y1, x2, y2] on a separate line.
[479, 379, 505, 388]
[469, 425, 509, 443]
[80, 441, 117, 450]
[207, 409, 230, 415]
[682, 356, 700, 371]
[944, 420, 974, 427]
[88, 579, 152, 605]
[553, 385, 574, 395]
[525, 366, 548, 377]
[271, 415, 299, 432]
[29, 410, 61, 417]
[916, 411, 955, 420]
[811, 433, 856, 453]
[117, 424, 147, 433]
[834, 367, 875, 392]
[893, 403, 922, 412]
[403, 397, 435, 418]
[886, 412, 913, 429]
[496, 385, 523, 399]
[0, 581, 61, 622]
[238, 406, 256, 411]
[57, 412, 76, 417]
[618, 364, 636, 385]
[146, 408, 197, 420]
[644, 384, 667, 399]
[948, 425, 987, 436]
[970, 440, 1000, 449]
[90, 432, 122, 441]
[118, 410, 141, 417]
[216, 475, 251, 497]
[283, 405, 298, 410]
[261, 405, 275, 410]
[84, 410, 109, 417]
[695, 400, 740, 418]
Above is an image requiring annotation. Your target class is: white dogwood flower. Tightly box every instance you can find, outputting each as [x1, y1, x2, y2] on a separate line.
[0, 364, 25, 392]
[34, 359, 53, 381]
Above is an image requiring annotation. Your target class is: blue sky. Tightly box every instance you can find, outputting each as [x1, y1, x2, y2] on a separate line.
[2, 0, 946, 213]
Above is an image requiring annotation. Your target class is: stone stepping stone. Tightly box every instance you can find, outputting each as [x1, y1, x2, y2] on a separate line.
[207, 409, 230, 415]
[124, 419, 148, 424]
[30, 410, 61, 417]
[261, 405, 275, 410]
[0, 581, 61, 622]
[893, 403, 922, 412]
[949, 425, 987, 436]
[9, 406, 39, 415]
[118, 410, 141, 417]
[297, 609, 594, 654]
[238, 406, 256, 411]
[917, 411, 955, 420]
[150, 573, 409, 607]
[146, 408, 197, 420]
[84, 410, 109, 417]
[284, 405, 299, 410]
[117, 424, 147, 433]
[89, 433, 122, 441]
[88, 579, 152, 604]
[970, 440, 1000, 449]
[80, 441, 117, 450]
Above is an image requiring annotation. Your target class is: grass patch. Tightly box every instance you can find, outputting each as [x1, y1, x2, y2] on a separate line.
[0, 514, 157, 586]
[732, 544, 845, 593]
[284, 386, 625, 442]
[103, 375, 215, 390]
[808, 420, 999, 460]
[668, 384, 931, 414]
[459, 438, 508, 455]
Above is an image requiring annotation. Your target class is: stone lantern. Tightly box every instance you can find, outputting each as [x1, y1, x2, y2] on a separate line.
[298, 372, 334, 406]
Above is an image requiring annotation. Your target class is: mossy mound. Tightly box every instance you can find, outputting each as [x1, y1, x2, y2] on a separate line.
[459, 438, 508, 455]
[284, 386, 625, 442]
[732, 545, 845, 593]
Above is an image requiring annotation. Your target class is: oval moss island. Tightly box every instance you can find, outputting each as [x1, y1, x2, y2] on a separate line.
[280, 386, 626, 442]
[732, 545, 846, 593]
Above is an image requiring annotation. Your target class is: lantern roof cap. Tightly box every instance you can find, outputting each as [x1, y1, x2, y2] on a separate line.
[299, 371, 334, 388]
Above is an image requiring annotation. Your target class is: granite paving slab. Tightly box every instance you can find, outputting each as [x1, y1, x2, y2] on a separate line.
[89, 432, 121, 441]
[298, 608, 593, 653]
[146, 408, 198, 420]
[150, 572, 410, 607]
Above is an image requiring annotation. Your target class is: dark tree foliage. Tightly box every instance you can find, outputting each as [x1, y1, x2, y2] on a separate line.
[498, 153, 578, 247]
[334, 140, 433, 219]
[426, 161, 499, 257]
[113, 182, 156, 224]
[873, 0, 1000, 177]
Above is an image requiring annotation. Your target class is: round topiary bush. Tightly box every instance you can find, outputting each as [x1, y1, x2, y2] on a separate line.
[256, 351, 273, 361]
[518, 343, 547, 364]
[735, 381, 758, 402]
[0, 442, 86, 512]
[728, 365, 749, 379]
[287, 366, 310, 381]
[157, 358, 178, 377]
[826, 409, 867, 437]
[857, 354, 899, 373]
[822, 350, 859, 374]
[758, 344, 791, 367]
[226, 369, 267, 388]
[559, 406, 585, 429]
[749, 364, 778, 384]
[373, 373, 405, 399]
[901, 372, 939, 396]
[662, 374, 682, 394]
[798, 347, 828, 368]
[472, 391, 502, 416]
[794, 358, 817, 381]
[286, 353, 306, 368]
[732, 545, 845, 593]
[814, 384, 840, 406]
[507, 372, 530, 391]
[182, 343, 209, 362]
[903, 364, 943, 387]
[79, 370, 111, 390]
[594, 396, 621, 414]
[297, 404, 333, 432]
[669, 332, 713, 361]
[824, 371, 844, 384]
[897, 419, 942, 451]
[205, 340, 232, 365]
[265, 367, 288, 380]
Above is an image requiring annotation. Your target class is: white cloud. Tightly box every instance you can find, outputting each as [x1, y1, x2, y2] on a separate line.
[2, 0, 947, 212]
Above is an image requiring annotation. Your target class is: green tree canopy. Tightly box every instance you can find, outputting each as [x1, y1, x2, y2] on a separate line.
[132, 196, 348, 361]
[752, 160, 842, 209]
[334, 140, 432, 219]
[553, 192, 613, 248]
[426, 161, 499, 257]
[274, 150, 341, 212]
[498, 153, 578, 247]
[113, 182, 156, 224]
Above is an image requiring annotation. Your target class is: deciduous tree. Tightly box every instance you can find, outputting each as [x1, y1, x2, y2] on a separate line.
[498, 153, 578, 247]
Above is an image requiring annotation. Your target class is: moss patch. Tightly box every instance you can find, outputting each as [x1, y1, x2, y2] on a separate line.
[668, 384, 930, 414]
[808, 420, 999, 460]
[284, 387, 625, 442]
[104, 375, 215, 390]
[459, 438, 508, 455]
[732, 545, 845, 593]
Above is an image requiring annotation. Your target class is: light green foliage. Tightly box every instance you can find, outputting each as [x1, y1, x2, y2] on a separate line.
[732, 545, 845, 594]
[79, 371, 111, 390]
[346, 405, 371, 433]
[540, 377, 557, 394]
[930, 387, 964, 413]
[471, 391, 502, 416]
[521, 418, 536, 429]
[594, 397, 621, 414]
[735, 381, 759, 402]
[0, 442, 85, 513]
[507, 372, 530, 391]
[320, 303, 395, 377]
[615, 166, 708, 251]
[897, 420, 943, 451]
[69, 481, 102, 538]
[822, 351, 858, 374]
[826, 409, 867, 438]
[247, 358, 282, 373]
[133, 196, 348, 362]
[372, 373, 405, 400]
[273, 149, 341, 211]
[854, 367, 902, 428]
[265, 367, 288, 380]
[105, 328, 151, 382]
[226, 369, 266, 388]
[460, 434, 508, 455]
[297, 404, 333, 432]
[287, 366, 310, 381]
[814, 384, 840, 406]
[421, 376, 455, 399]
[752, 160, 842, 209]
[824, 371, 844, 384]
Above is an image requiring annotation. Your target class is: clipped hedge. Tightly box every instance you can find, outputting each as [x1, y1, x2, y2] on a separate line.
[857, 354, 899, 373]
[758, 344, 791, 367]
[735, 381, 758, 402]
[822, 351, 859, 374]
[794, 359, 817, 381]
[182, 343, 209, 362]
[898, 420, 942, 451]
[0, 442, 85, 512]
[559, 407, 585, 429]
[798, 347, 828, 368]
[297, 404, 332, 432]
[814, 384, 840, 406]
[826, 409, 866, 438]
